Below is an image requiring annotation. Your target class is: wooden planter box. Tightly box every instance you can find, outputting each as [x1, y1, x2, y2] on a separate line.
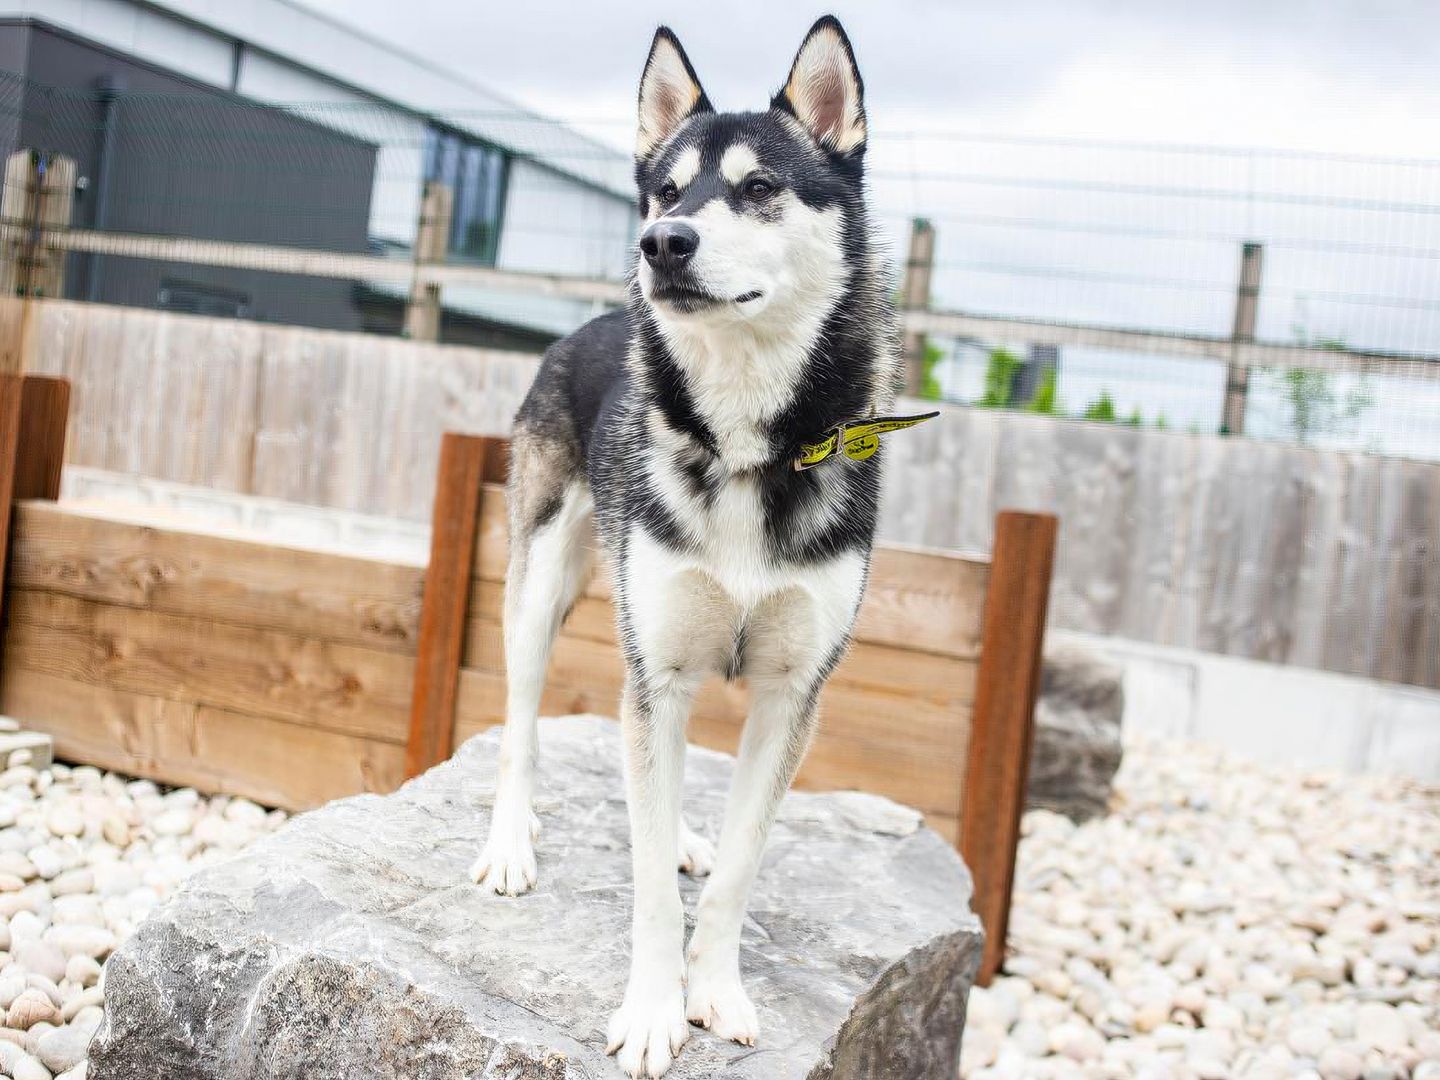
[0, 379, 1055, 982]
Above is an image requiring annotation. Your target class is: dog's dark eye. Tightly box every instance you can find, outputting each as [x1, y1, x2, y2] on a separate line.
[743, 177, 775, 199]
[657, 181, 680, 206]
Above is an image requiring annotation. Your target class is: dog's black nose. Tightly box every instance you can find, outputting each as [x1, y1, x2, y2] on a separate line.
[640, 221, 699, 271]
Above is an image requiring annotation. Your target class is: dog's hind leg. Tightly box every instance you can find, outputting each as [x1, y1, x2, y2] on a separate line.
[471, 428, 593, 896]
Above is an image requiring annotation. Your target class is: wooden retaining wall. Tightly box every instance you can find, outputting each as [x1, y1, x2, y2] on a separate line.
[0, 483, 995, 841]
[12, 297, 1437, 691]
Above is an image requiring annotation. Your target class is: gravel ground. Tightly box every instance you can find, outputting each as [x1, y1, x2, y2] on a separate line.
[962, 739, 1440, 1080]
[0, 757, 287, 1080]
[0, 735, 1431, 1079]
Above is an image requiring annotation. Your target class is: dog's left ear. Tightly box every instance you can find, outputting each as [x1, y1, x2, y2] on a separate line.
[773, 15, 866, 156]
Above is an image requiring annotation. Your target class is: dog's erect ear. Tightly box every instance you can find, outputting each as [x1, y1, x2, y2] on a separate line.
[636, 27, 712, 160]
[773, 16, 866, 156]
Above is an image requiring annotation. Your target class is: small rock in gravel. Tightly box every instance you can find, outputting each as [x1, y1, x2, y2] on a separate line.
[6, 988, 57, 1029]
[59, 988, 102, 1024]
[1051, 1020, 1105, 1062]
[1319, 1044, 1366, 1080]
[25, 847, 63, 881]
[61, 958, 98, 990]
[35, 1009, 98, 1073]
[1355, 1002, 1410, 1054]
[13, 1052, 53, 1080]
[98, 817, 129, 849]
[45, 927, 115, 961]
[13, 943, 65, 985]
[47, 871, 92, 899]
[148, 809, 193, 837]
[44, 807, 82, 840]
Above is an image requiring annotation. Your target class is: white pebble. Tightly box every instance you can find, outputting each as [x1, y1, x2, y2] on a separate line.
[1354, 1003, 1409, 1054]
[1318, 1045, 1365, 1080]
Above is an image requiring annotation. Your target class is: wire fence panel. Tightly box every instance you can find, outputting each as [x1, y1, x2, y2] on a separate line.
[0, 67, 1437, 462]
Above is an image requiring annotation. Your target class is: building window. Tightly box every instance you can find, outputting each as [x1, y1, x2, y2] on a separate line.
[158, 280, 252, 319]
[424, 126, 508, 264]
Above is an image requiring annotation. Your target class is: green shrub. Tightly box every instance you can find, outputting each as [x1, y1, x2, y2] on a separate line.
[1083, 390, 1118, 423]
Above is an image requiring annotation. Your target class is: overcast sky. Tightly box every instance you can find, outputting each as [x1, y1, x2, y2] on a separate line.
[298, 0, 1440, 158]
[296, 0, 1440, 454]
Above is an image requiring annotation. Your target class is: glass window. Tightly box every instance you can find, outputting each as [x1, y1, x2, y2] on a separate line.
[423, 126, 508, 264]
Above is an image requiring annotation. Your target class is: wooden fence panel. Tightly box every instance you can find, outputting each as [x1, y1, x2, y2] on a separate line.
[8, 501, 424, 651]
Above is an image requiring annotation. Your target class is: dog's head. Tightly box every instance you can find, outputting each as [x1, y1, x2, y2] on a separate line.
[632, 16, 867, 329]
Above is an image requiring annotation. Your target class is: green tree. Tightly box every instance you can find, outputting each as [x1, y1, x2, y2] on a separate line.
[978, 347, 1022, 408]
[1083, 390, 1118, 423]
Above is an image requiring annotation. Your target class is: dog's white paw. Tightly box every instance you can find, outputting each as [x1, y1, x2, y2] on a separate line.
[677, 823, 715, 877]
[685, 953, 758, 1046]
[606, 983, 688, 1078]
[470, 806, 541, 896]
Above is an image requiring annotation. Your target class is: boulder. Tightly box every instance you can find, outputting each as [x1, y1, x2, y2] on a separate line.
[90, 716, 982, 1079]
[1027, 643, 1125, 821]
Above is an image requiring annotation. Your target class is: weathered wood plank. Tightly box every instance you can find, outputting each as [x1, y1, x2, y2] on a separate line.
[4, 590, 412, 744]
[0, 669, 405, 811]
[0, 377, 26, 632]
[407, 434, 491, 777]
[961, 510, 1057, 986]
[10, 501, 424, 652]
[14, 376, 69, 500]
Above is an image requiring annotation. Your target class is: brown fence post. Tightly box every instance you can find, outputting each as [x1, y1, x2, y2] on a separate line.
[900, 217, 936, 396]
[0, 374, 69, 636]
[403, 181, 454, 343]
[405, 432, 502, 777]
[1222, 240, 1263, 436]
[960, 510, 1058, 985]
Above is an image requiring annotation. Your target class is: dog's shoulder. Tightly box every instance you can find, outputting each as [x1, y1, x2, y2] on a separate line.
[517, 307, 634, 450]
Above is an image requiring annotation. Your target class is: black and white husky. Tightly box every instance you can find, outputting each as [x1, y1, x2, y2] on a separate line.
[472, 16, 903, 1078]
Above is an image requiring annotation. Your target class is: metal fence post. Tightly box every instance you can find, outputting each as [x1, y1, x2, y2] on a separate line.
[1222, 241, 1263, 436]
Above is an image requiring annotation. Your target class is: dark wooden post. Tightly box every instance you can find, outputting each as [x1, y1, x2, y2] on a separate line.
[960, 510, 1058, 985]
[1221, 241, 1263, 436]
[0, 374, 69, 635]
[900, 217, 936, 396]
[403, 181, 454, 343]
[405, 433, 507, 777]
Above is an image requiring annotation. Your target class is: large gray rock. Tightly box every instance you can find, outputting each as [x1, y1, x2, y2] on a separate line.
[1027, 643, 1125, 821]
[90, 716, 982, 1079]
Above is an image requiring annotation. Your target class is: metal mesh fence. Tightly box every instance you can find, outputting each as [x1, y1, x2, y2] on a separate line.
[1, 65, 1437, 460]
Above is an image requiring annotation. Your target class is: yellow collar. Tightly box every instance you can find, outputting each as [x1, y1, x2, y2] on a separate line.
[793, 410, 939, 471]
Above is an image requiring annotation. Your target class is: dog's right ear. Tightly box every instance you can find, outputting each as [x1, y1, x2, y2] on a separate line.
[636, 27, 712, 160]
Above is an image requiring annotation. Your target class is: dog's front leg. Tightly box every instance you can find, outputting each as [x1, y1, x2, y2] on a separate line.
[607, 676, 692, 1078]
[683, 677, 820, 1046]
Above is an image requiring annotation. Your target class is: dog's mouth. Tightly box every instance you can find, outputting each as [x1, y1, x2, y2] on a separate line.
[650, 284, 722, 312]
[650, 284, 765, 312]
